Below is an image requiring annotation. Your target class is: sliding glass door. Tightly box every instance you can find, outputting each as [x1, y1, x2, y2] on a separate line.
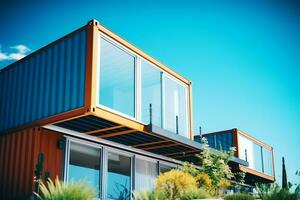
[66, 138, 179, 199]
[68, 142, 101, 197]
[107, 152, 132, 200]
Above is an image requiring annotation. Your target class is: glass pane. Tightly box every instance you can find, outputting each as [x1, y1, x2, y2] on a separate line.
[263, 148, 273, 175]
[215, 132, 233, 151]
[164, 76, 188, 137]
[99, 37, 135, 117]
[69, 142, 101, 197]
[253, 143, 263, 172]
[107, 152, 131, 200]
[141, 60, 162, 126]
[238, 134, 255, 168]
[135, 158, 158, 192]
[159, 163, 176, 173]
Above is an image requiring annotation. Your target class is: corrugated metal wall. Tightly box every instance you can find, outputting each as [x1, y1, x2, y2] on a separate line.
[0, 30, 87, 133]
[0, 128, 64, 200]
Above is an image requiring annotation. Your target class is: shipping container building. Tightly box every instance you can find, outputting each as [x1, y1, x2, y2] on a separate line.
[0, 19, 274, 199]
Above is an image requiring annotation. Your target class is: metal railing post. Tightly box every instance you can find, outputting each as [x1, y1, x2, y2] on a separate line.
[176, 115, 179, 135]
[149, 103, 152, 125]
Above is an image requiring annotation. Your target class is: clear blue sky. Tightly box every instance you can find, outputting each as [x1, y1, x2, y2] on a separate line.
[1, 0, 299, 185]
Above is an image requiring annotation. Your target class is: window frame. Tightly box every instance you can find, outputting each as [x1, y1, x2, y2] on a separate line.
[96, 33, 190, 137]
[97, 33, 138, 121]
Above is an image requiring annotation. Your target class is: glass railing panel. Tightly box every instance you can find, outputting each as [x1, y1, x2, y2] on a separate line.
[141, 60, 162, 127]
[163, 75, 188, 137]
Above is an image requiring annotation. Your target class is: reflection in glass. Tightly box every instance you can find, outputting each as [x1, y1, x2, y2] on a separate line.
[99, 37, 135, 117]
[135, 158, 158, 192]
[263, 148, 273, 175]
[69, 142, 101, 197]
[159, 163, 176, 173]
[141, 60, 162, 126]
[164, 76, 188, 137]
[107, 152, 131, 200]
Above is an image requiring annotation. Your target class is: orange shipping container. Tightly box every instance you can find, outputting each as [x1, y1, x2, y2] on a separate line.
[0, 128, 64, 199]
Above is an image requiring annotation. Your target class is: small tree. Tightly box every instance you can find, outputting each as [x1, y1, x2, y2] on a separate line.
[155, 169, 197, 200]
[282, 157, 288, 190]
[197, 137, 234, 194]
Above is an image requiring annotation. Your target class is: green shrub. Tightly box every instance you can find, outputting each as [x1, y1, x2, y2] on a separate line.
[255, 183, 299, 200]
[255, 183, 280, 199]
[180, 188, 209, 200]
[262, 189, 298, 200]
[224, 193, 254, 200]
[195, 172, 212, 190]
[34, 177, 96, 200]
[155, 169, 198, 200]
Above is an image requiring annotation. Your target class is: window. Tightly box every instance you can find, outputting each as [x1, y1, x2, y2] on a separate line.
[68, 142, 101, 197]
[215, 132, 233, 151]
[141, 60, 162, 126]
[135, 158, 158, 192]
[99, 37, 135, 117]
[164, 76, 188, 137]
[206, 132, 233, 151]
[107, 152, 131, 200]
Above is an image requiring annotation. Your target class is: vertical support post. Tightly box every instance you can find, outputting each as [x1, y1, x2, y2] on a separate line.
[261, 146, 265, 173]
[101, 147, 108, 200]
[85, 19, 99, 112]
[188, 82, 193, 139]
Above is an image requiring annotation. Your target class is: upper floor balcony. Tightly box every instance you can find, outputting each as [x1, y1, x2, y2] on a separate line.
[195, 128, 275, 184]
[97, 27, 191, 139]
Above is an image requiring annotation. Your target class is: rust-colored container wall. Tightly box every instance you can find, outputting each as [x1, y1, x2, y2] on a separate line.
[0, 128, 64, 200]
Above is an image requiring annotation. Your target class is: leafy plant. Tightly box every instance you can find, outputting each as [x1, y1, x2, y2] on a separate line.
[224, 193, 254, 200]
[107, 181, 131, 200]
[255, 183, 281, 199]
[197, 137, 235, 194]
[262, 189, 298, 200]
[178, 162, 199, 177]
[155, 169, 197, 200]
[180, 188, 209, 200]
[255, 183, 300, 200]
[34, 177, 96, 200]
[134, 191, 166, 200]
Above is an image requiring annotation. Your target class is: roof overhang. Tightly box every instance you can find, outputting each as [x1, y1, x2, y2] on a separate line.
[50, 114, 248, 166]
